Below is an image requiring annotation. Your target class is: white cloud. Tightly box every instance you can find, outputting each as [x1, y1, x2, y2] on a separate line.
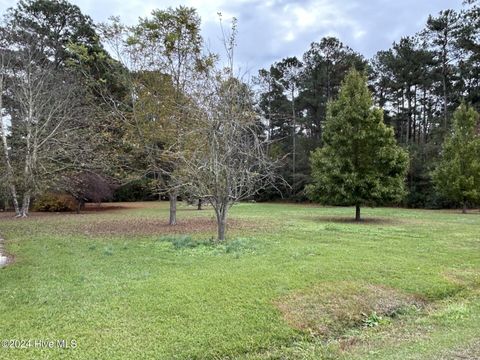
[0, 0, 465, 74]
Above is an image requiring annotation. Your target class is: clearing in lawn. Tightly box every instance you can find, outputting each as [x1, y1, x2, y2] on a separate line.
[0, 202, 479, 359]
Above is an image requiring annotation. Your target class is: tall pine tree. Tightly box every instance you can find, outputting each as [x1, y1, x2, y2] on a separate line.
[432, 103, 480, 213]
[307, 69, 409, 221]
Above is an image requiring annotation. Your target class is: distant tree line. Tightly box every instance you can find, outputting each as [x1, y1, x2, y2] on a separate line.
[256, 0, 480, 208]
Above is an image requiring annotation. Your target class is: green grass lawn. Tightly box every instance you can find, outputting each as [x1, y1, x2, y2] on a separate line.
[0, 202, 479, 359]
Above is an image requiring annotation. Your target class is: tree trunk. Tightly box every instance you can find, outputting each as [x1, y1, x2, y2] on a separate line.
[413, 85, 417, 144]
[441, 20, 449, 131]
[442, 75, 448, 130]
[76, 199, 85, 214]
[21, 117, 33, 218]
[407, 86, 412, 143]
[291, 87, 296, 196]
[355, 205, 361, 222]
[441, 35, 448, 130]
[0, 104, 20, 216]
[20, 192, 30, 217]
[422, 88, 427, 144]
[10, 186, 20, 216]
[216, 207, 228, 242]
[169, 190, 177, 225]
[462, 201, 467, 214]
[197, 198, 202, 211]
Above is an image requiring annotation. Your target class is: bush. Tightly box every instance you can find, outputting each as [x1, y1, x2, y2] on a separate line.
[171, 236, 199, 249]
[158, 235, 213, 250]
[33, 193, 77, 212]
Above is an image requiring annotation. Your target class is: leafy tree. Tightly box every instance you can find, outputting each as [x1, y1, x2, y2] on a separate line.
[371, 37, 436, 144]
[432, 103, 480, 212]
[307, 69, 409, 221]
[7, 0, 98, 66]
[456, 1, 480, 110]
[369, 2, 479, 208]
[98, 7, 211, 225]
[370, 37, 442, 207]
[254, 65, 292, 200]
[7, 0, 120, 92]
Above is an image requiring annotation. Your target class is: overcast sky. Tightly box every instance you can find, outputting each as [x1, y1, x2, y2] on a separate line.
[0, 0, 464, 74]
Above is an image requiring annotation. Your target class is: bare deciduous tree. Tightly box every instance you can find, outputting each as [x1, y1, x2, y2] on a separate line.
[180, 77, 277, 241]
[0, 26, 88, 217]
[178, 19, 279, 241]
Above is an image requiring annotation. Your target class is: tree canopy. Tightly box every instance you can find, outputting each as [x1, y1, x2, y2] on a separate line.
[307, 69, 409, 221]
[432, 103, 480, 212]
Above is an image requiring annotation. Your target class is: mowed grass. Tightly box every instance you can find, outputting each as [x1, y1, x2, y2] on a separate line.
[0, 202, 479, 359]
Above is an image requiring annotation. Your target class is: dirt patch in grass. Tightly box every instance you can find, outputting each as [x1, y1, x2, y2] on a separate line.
[275, 281, 425, 339]
[75, 217, 261, 237]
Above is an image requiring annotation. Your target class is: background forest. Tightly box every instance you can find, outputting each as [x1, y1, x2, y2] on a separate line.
[256, 0, 480, 208]
[0, 0, 479, 214]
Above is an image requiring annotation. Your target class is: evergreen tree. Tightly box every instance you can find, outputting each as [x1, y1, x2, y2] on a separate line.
[432, 103, 480, 213]
[423, 9, 462, 130]
[299, 37, 367, 144]
[307, 69, 409, 221]
[256, 37, 366, 200]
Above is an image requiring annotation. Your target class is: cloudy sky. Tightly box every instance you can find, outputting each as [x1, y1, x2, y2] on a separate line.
[0, 0, 464, 74]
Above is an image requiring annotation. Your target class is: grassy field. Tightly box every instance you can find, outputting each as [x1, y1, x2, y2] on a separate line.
[0, 202, 479, 359]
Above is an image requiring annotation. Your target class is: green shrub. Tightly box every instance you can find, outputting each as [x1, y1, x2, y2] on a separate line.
[158, 235, 209, 249]
[103, 245, 114, 256]
[224, 238, 253, 254]
[362, 312, 383, 327]
[171, 236, 199, 249]
[33, 193, 77, 212]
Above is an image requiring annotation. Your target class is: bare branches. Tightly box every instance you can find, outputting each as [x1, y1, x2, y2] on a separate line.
[0, 16, 90, 216]
[176, 61, 280, 240]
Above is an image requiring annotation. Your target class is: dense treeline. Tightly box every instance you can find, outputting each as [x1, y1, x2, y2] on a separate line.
[0, 0, 480, 231]
[256, 0, 480, 207]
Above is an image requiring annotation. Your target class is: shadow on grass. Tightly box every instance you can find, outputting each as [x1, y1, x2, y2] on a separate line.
[308, 216, 402, 225]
